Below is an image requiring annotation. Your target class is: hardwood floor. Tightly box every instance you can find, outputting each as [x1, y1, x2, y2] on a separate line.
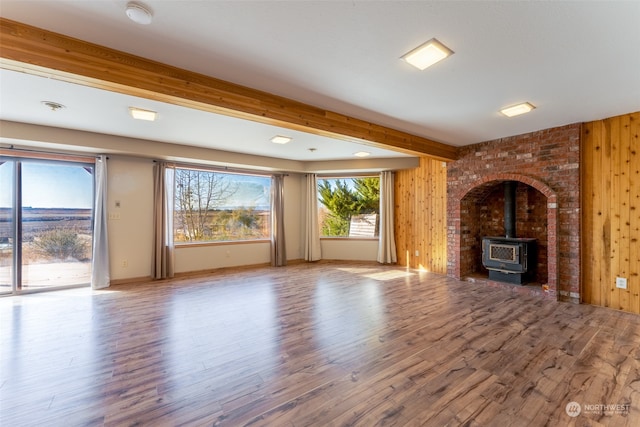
[1, 261, 639, 426]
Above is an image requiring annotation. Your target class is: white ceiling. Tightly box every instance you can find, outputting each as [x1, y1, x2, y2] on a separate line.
[0, 68, 409, 162]
[1, 1, 639, 161]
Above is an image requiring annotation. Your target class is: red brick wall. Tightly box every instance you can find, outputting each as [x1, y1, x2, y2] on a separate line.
[447, 123, 581, 302]
[476, 184, 548, 284]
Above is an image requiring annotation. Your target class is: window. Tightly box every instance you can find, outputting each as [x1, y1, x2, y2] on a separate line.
[317, 176, 380, 238]
[173, 168, 271, 243]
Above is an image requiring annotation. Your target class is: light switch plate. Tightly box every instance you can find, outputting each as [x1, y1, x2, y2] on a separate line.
[616, 277, 628, 289]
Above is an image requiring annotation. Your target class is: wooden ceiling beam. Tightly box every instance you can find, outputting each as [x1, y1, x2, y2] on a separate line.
[0, 18, 458, 161]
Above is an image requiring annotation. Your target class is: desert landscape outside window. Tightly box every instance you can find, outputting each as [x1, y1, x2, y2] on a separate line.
[173, 167, 271, 243]
[0, 157, 94, 294]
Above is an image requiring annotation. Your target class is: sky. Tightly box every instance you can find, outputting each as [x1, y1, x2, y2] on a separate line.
[174, 169, 271, 210]
[0, 161, 94, 209]
[1, 162, 271, 210]
[224, 174, 270, 208]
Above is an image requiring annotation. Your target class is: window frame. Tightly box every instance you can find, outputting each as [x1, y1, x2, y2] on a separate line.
[317, 174, 380, 240]
[172, 165, 272, 247]
[0, 149, 96, 294]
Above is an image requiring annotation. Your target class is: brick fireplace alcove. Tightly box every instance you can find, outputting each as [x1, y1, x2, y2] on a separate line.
[454, 174, 558, 298]
[447, 123, 581, 303]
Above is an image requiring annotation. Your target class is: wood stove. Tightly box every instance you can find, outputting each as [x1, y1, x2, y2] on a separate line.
[481, 181, 537, 284]
[482, 237, 536, 284]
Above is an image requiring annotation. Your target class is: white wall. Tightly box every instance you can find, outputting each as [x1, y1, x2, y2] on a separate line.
[106, 159, 307, 280]
[175, 242, 270, 273]
[284, 174, 303, 260]
[172, 173, 304, 274]
[1, 124, 383, 282]
[105, 161, 377, 281]
[107, 156, 154, 281]
[320, 239, 379, 261]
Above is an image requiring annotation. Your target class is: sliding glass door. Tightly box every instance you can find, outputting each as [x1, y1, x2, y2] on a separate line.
[0, 161, 14, 295]
[0, 157, 94, 294]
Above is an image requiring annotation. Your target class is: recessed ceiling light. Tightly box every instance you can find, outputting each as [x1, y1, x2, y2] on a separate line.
[270, 135, 292, 144]
[354, 151, 371, 158]
[500, 102, 536, 117]
[129, 107, 157, 121]
[41, 101, 65, 111]
[126, 2, 153, 25]
[401, 38, 454, 70]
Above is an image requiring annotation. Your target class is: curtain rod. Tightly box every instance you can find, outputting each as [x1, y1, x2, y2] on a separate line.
[317, 172, 382, 179]
[153, 159, 288, 177]
[0, 145, 104, 161]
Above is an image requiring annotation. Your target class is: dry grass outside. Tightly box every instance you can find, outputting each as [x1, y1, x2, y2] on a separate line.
[0, 231, 92, 291]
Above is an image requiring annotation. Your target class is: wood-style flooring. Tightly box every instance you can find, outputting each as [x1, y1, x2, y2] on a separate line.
[1, 261, 639, 426]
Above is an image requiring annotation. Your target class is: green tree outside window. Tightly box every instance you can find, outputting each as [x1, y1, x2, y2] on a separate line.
[318, 177, 380, 237]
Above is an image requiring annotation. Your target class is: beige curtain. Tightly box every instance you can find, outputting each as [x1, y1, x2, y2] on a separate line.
[91, 155, 110, 289]
[152, 162, 175, 279]
[270, 174, 287, 267]
[377, 171, 397, 264]
[304, 173, 322, 261]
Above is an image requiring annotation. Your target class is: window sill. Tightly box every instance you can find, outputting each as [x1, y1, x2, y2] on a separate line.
[176, 239, 270, 249]
[320, 237, 379, 241]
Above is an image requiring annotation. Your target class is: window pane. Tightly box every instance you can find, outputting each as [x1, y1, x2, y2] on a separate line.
[318, 177, 380, 237]
[174, 169, 271, 242]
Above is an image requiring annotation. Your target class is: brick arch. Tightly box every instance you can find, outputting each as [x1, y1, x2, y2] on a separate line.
[449, 173, 558, 298]
[456, 173, 557, 202]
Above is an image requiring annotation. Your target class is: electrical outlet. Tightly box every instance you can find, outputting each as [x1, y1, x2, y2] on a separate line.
[616, 277, 627, 289]
[415, 250, 420, 256]
[122, 260, 128, 268]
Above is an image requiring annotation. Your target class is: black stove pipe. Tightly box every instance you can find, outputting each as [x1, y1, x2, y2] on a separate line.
[504, 181, 516, 238]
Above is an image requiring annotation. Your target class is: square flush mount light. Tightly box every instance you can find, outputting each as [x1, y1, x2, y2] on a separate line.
[500, 102, 536, 117]
[401, 38, 454, 70]
[129, 107, 157, 121]
[353, 151, 371, 158]
[270, 135, 292, 144]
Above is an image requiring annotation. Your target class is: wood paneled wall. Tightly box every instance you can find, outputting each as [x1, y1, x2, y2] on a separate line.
[394, 157, 448, 273]
[582, 112, 640, 313]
